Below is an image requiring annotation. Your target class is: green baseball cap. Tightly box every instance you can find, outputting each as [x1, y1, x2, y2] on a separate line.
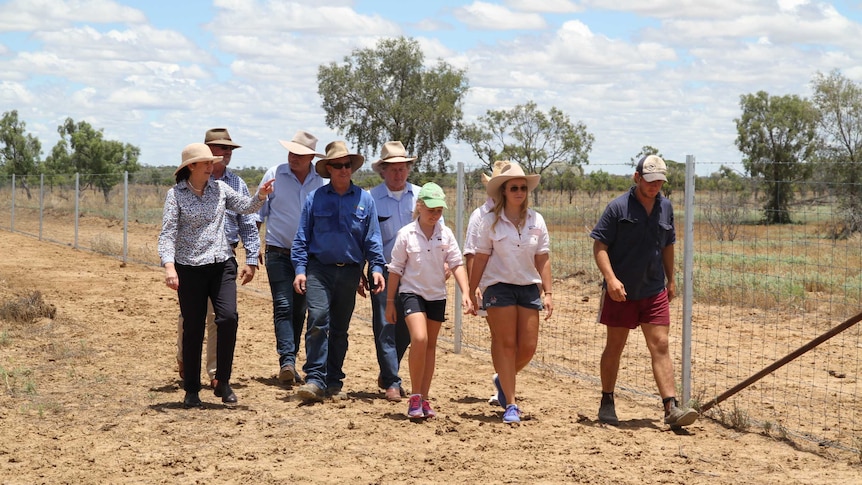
[418, 182, 448, 209]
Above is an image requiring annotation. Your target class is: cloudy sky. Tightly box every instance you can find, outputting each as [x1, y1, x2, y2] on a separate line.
[1, 0, 861, 175]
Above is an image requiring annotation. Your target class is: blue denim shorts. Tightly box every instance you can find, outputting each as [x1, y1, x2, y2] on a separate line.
[482, 283, 543, 310]
[399, 292, 447, 322]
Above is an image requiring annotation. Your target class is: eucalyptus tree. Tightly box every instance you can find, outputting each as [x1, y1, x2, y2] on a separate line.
[318, 36, 469, 174]
[735, 91, 818, 224]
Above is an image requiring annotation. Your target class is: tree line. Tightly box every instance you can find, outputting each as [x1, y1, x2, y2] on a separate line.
[1, 37, 861, 236]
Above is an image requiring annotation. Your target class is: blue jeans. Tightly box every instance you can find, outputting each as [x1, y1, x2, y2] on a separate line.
[303, 259, 362, 390]
[371, 267, 410, 389]
[265, 249, 306, 369]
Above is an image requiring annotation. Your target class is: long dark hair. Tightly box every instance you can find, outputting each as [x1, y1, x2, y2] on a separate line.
[175, 166, 190, 184]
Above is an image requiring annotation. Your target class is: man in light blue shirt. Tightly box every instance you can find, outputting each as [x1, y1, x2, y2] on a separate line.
[365, 141, 419, 402]
[292, 141, 387, 402]
[257, 130, 325, 386]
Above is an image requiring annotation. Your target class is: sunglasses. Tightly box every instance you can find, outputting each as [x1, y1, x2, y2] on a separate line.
[507, 185, 529, 193]
[328, 162, 352, 170]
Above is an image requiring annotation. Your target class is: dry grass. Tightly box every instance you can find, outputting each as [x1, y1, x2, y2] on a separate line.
[0, 291, 57, 323]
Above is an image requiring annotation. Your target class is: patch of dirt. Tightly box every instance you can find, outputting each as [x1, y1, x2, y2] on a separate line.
[1, 230, 861, 484]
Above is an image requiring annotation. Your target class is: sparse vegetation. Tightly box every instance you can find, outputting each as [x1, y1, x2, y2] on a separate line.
[714, 402, 752, 431]
[0, 291, 56, 323]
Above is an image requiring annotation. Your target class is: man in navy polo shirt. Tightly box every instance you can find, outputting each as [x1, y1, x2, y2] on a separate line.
[590, 155, 698, 428]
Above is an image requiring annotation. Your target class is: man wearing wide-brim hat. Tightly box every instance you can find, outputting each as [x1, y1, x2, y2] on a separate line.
[291, 140, 387, 402]
[366, 141, 419, 402]
[257, 130, 326, 387]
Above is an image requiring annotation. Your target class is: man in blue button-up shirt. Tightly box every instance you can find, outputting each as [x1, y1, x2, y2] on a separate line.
[291, 141, 386, 402]
[257, 131, 325, 386]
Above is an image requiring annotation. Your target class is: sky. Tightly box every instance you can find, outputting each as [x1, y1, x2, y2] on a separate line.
[1, 0, 862, 176]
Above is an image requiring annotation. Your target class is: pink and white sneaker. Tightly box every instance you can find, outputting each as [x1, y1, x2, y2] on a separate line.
[407, 394, 424, 419]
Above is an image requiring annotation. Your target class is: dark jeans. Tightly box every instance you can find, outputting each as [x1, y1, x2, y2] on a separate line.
[303, 259, 361, 390]
[370, 267, 410, 389]
[176, 259, 238, 393]
[265, 248, 306, 369]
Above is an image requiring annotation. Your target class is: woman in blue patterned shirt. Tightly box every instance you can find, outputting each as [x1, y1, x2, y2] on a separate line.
[158, 143, 273, 408]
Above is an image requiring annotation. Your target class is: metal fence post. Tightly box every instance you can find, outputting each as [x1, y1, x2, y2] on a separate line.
[74, 173, 80, 249]
[123, 171, 129, 264]
[11, 174, 15, 232]
[39, 174, 44, 240]
[453, 162, 465, 354]
[681, 154, 696, 405]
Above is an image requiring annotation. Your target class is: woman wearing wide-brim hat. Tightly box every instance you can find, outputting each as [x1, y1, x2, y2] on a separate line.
[158, 143, 274, 408]
[467, 161, 554, 424]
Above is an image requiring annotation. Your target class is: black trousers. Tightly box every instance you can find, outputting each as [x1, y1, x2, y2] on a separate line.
[176, 259, 238, 393]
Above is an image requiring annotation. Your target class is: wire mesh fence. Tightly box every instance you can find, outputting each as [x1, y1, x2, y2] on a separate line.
[1, 161, 860, 453]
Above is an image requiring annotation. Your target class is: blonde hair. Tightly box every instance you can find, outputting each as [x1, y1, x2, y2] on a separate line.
[491, 179, 529, 232]
[413, 199, 425, 220]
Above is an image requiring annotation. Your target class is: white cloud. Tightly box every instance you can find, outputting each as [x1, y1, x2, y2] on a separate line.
[504, 0, 582, 14]
[0, 0, 146, 32]
[2, 1, 862, 171]
[454, 1, 547, 30]
[209, 1, 400, 37]
[581, 0, 768, 20]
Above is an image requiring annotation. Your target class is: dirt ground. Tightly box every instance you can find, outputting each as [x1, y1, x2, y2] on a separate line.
[1, 229, 861, 484]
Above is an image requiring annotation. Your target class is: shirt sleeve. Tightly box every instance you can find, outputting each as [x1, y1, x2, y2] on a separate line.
[387, 228, 408, 276]
[474, 213, 494, 255]
[223, 180, 265, 215]
[157, 188, 179, 266]
[443, 226, 464, 269]
[233, 178, 261, 265]
[291, 194, 312, 275]
[256, 168, 276, 220]
[463, 208, 482, 255]
[363, 193, 387, 274]
[590, 202, 618, 246]
[534, 212, 550, 255]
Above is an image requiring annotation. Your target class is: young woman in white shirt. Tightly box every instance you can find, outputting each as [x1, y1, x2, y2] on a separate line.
[467, 162, 554, 424]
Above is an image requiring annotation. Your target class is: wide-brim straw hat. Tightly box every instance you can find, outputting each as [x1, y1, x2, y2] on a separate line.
[486, 161, 540, 197]
[481, 160, 510, 185]
[314, 141, 365, 178]
[175, 143, 223, 175]
[204, 128, 241, 148]
[279, 130, 324, 157]
[371, 141, 417, 175]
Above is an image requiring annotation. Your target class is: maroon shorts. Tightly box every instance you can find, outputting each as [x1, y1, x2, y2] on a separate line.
[598, 288, 670, 329]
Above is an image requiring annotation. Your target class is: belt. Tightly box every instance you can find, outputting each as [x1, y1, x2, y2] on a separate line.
[266, 245, 291, 255]
[311, 256, 358, 267]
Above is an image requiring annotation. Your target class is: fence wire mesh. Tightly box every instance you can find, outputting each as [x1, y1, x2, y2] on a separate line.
[1, 162, 860, 452]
